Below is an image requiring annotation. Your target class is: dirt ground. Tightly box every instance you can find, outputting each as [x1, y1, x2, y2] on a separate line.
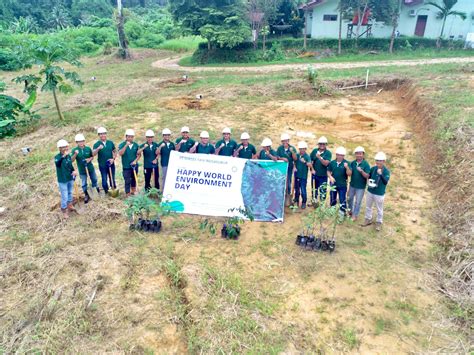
[152, 55, 474, 73]
[0, 55, 469, 353]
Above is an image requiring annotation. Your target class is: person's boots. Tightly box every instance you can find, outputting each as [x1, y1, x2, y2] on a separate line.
[361, 219, 372, 227]
[67, 203, 77, 213]
[96, 187, 100, 194]
[61, 208, 69, 219]
[131, 187, 137, 195]
[84, 191, 90, 204]
[375, 222, 382, 231]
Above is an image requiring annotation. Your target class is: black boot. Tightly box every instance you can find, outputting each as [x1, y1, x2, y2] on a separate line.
[96, 187, 100, 194]
[84, 191, 90, 204]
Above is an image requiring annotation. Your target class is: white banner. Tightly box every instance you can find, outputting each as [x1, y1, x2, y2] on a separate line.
[162, 151, 287, 222]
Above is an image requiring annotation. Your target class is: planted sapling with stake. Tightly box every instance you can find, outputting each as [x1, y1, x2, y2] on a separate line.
[221, 206, 254, 240]
[125, 188, 172, 233]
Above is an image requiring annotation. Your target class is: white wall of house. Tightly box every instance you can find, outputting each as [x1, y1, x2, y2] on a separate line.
[307, 0, 474, 40]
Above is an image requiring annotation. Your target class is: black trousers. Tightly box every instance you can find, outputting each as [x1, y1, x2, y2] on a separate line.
[123, 168, 138, 194]
[144, 167, 159, 190]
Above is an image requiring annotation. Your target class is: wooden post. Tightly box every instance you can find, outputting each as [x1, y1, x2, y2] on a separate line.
[303, 9, 307, 50]
[365, 69, 369, 89]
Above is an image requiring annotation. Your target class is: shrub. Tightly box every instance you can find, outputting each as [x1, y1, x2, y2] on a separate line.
[134, 33, 165, 49]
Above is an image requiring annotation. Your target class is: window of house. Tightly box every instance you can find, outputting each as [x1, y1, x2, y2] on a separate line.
[323, 14, 338, 21]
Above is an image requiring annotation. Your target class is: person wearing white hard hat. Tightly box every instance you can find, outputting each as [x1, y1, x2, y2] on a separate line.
[347, 146, 370, 221]
[118, 129, 140, 196]
[363, 152, 391, 231]
[157, 128, 175, 190]
[215, 127, 238, 157]
[234, 132, 257, 159]
[93, 126, 117, 194]
[191, 131, 215, 154]
[277, 133, 297, 203]
[293, 141, 314, 209]
[258, 138, 278, 161]
[54, 139, 77, 218]
[327, 146, 352, 214]
[310, 136, 332, 204]
[71, 133, 99, 203]
[175, 126, 195, 153]
[138, 130, 160, 191]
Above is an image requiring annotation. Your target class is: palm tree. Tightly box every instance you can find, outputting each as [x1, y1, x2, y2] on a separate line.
[425, 0, 467, 48]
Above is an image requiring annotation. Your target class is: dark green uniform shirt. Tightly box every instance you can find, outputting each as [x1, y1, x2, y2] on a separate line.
[175, 137, 195, 152]
[236, 144, 256, 159]
[215, 139, 238, 156]
[54, 153, 75, 183]
[277, 145, 296, 170]
[328, 159, 349, 187]
[158, 141, 175, 167]
[139, 142, 158, 169]
[196, 143, 215, 154]
[258, 149, 277, 160]
[350, 159, 371, 189]
[93, 140, 116, 168]
[368, 166, 390, 196]
[295, 153, 311, 179]
[118, 141, 139, 170]
[310, 149, 332, 177]
[71, 146, 95, 175]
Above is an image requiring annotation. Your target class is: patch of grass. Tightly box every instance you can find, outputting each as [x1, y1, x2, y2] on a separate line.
[340, 327, 359, 350]
[157, 36, 205, 52]
[375, 317, 394, 335]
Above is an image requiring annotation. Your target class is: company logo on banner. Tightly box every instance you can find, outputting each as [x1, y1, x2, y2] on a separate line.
[162, 151, 288, 222]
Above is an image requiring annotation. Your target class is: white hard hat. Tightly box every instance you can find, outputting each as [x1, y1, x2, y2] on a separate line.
[181, 126, 190, 133]
[125, 129, 135, 136]
[97, 127, 107, 134]
[222, 127, 231, 134]
[335, 147, 347, 155]
[57, 139, 69, 148]
[200, 131, 209, 138]
[298, 141, 308, 149]
[318, 136, 328, 144]
[240, 132, 250, 140]
[162, 128, 171, 135]
[375, 152, 387, 161]
[261, 138, 272, 147]
[145, 129, 154, 137]
[353, 146, 365, 153]
[280, 133, 290, 141]
[74, 134, 85, 142]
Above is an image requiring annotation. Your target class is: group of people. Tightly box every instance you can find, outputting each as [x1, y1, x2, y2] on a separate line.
[54, 126, 390, 230]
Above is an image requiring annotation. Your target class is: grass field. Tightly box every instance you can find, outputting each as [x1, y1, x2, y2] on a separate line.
[0, 48, 472, 353]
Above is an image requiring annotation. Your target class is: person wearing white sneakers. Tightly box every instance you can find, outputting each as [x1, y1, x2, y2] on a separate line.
[71, 133, 99, 203]
[310, 136, 332, 204]
[191, 131, 215, 154]
[215, 127, 238, 156]
[118, 129, 140, 196]
[234, 132, 257, 159]
[363, 152, 391, 231]
[54, 139, 77, 218]
[92, 126, 117, 194]
[139, 129, 159, 191]
[327, 146, 352, 214]
[258, 138, 278, 161]
[293, 141, 314, 209]
[175, 126, 195, 152]
[347, 146, 370, 221]
[157, 128, 175, 190]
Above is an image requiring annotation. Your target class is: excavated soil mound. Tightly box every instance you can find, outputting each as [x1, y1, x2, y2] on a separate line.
[164, 97, 213, 110]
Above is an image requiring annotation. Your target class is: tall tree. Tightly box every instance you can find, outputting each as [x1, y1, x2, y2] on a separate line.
[426, 0, 467, 48]
[337, 0, 352, 55]
[370, 0, 401, 53]
[116, 0, 131, 59]
[169, 0, 251, 49]
[14, 39, 82, 121]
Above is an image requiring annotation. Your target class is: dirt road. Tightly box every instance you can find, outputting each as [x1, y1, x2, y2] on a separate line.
[152, 55, 474, 73]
